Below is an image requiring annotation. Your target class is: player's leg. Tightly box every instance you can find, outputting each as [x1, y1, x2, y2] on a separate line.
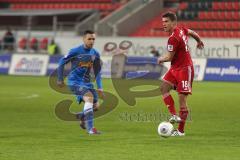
[161, 70, 180, 121]
[82, 91, 96, 133]
[93, 102, 100, 111]
[172, 66, 194, 135]
[77, 102, 99, 130]
[177, 93, 189, 134]
[75, 87, 100, 132]
[68, 85, 87, 130]
[68, 85, 85, 128]
[171, 93, 188, 136]
[83, 88, 101, 134]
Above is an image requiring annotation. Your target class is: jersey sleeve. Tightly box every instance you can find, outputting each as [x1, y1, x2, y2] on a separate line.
[57, 48, 78, 81]
[183, 27, 189, 36]
[93, 51, 103, 89]
[167, 36, 179, 52]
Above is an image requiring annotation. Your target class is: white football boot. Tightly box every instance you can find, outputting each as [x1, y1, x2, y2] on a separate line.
[88, 127, 101, 135]
[171, 130, 185, 137]
[169, 115, 181, 123]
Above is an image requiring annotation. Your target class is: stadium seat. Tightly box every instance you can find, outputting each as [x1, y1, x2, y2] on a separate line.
[225, 2, 233, 10]
[233, 2, 240, 10]
[30, 37, 38, 50]
[129, 0, 239, 38]
[9, 0, 127, 18]
[40, 38, 48, 50]
[198, 11, 207, 20]
[179, 2, 188, 10]
[18, 37, 27, 50]
[2, 0, 113, 2]
[233, 12, 240, 20]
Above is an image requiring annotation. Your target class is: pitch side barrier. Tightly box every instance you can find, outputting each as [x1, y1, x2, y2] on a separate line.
[204, 59, 240, 82]
[1, 54, 240, 82]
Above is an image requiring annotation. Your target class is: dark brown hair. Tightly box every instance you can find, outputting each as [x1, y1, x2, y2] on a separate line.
[83, 30, 95, 35]
[162, 11, 177, 21]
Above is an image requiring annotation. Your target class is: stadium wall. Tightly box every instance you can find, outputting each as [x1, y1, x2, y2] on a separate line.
[55, 37, 240, 59]
[1, 53, 240, 82]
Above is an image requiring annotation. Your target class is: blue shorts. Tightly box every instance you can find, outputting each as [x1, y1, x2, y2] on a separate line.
[69, 85, 98, 104]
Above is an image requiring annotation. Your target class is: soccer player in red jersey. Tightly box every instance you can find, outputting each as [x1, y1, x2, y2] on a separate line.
[158, 11, 204, 136]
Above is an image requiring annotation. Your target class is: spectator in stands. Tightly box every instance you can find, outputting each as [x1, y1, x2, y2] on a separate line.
[149, 45, 160, 57]
[47, 39, 59, 55]
[3, 27, 15, 52]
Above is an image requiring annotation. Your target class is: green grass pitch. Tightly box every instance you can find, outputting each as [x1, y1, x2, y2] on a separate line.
[0, 75, 240, 160]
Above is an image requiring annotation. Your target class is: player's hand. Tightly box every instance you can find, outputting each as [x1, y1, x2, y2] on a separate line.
[97, 89, 105, 99]
[197, 41, 204, 49]
[57, 80, 65, 88]
[157, 57, 164, 64]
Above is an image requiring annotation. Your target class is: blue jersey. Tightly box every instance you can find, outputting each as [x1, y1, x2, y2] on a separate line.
[57, 44, 102, 89]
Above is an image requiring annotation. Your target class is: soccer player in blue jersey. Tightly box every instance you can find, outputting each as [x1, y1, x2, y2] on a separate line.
[57, 30, 104, 135]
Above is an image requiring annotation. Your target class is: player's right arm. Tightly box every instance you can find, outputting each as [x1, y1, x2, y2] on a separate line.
[158, 36, 177, 64]
[188, 29, 204, 49]
[57, 48, 78, 87]
[158, 51, 175, 64]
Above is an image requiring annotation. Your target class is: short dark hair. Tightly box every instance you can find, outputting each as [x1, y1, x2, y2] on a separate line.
[162, 11, 177, 21]
[83, 30, 95, 35]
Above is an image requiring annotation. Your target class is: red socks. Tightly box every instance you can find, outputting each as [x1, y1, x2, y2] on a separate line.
[162, 93, 176, 115]
[178, 108, 189, 133]
[162, 93, 189, 133]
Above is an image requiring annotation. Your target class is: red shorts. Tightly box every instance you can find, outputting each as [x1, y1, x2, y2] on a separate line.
[162, 66, 194, 94]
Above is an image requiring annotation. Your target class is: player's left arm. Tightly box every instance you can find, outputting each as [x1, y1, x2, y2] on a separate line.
[93, 52, 104, 98]
[188, 29, 204, 49]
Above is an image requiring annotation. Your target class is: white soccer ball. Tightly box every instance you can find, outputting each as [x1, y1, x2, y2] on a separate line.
[157, 121, 174, 137]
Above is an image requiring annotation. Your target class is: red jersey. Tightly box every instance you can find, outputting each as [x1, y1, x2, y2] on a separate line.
[167, 26, 193, 69]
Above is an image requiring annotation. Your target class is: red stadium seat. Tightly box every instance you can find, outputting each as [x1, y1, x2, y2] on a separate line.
[209, 21, 217, 30]
[233, 12, 240, 20]
[203, 21, 210, 29]
[18, 37, 27, 50]
[218, 2, 225, 10]
[232, 21, 240, 30]
[226, 12, 234, 20]
[179, 2, 188, 10]
[216, 22, 223, 30]
[212, 2, 219, 10]
[40, 38, 48, 50]
[225, 2, 232, 10]
[218, 12, 226, 20]
[30, 37, 38, 50]
[127, 1, 239, 38]
[198, 12, 207, 20]
[233, 2, 240, 10]
[190, 21, 198, 29]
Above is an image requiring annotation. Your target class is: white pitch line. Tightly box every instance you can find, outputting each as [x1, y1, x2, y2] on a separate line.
[19, 94, 39, 99]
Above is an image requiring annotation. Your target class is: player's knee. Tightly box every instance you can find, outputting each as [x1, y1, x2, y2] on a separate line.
[160, 84, 168, 95]
[179, 98, 187, 108]
[83, 92, 94, 103]
[93, 103, 99, 111]
[179, 94, 188, 107]
[180, 105, 188, 111]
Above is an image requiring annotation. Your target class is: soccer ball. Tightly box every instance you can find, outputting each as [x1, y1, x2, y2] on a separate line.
[157, 121, 174, 137]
